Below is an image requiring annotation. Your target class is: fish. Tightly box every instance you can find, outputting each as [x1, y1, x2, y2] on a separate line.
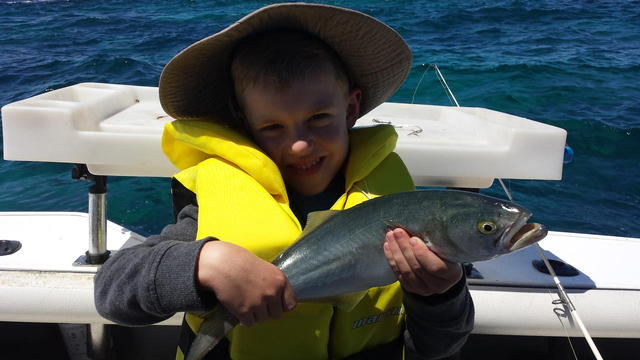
[186, 189, 547, 360]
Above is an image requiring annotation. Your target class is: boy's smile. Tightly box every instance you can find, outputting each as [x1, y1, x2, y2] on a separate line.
[239, 72, 361, 196]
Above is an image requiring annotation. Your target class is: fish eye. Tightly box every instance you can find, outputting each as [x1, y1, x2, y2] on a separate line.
[477, 221, 497, 235]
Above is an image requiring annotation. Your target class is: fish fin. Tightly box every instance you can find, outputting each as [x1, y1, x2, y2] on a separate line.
[186, 306, 238, 360]
[310, 290, 368, 312]
[303, 210, 341, 235]
[383, 220, 421, 239]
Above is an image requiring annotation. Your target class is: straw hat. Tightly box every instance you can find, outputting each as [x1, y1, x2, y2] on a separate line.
[159, 2, 412, 124]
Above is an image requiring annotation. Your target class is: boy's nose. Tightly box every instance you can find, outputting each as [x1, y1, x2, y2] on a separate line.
[289, 126, 313, 154]
[291, 139, 312, 154]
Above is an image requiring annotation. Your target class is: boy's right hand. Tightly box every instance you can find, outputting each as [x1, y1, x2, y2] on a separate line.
[196, 241, 297, 327]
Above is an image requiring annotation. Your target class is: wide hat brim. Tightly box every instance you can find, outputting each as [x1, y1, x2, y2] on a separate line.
[159, 3, 412, 124]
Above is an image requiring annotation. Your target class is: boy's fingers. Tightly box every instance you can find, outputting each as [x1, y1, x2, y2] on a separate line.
[393, 229, 425, 278]
[384, 232, 399, 271]
[389, 230, 462, 295]
[412, 244, 463, 293]
[237, 312, 255, 327]
[267, 296, 284, 319]
[384, 231, 404, 273]
[385, 229, 417, 283]
[253, 305, 269, 324]
[282, 281, 297, 312]
[383, 243, 395, 271]
[224, 304, 247, 327]
[410, 237, 450, 275]
[386, 228, 460, 296]
[384, 230, 406, 273]
[393, 230, 428, 278]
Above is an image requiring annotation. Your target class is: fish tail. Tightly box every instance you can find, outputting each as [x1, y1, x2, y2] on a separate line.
[185, 306, 238, 360]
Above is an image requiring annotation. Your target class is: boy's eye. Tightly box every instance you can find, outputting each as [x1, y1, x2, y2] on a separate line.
[259, 124, 283, 132]
[308, 113, 331, 126]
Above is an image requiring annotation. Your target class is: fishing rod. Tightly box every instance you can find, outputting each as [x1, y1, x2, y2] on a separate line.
[424, 64, 604, 360]
[497, 178, 603, 360]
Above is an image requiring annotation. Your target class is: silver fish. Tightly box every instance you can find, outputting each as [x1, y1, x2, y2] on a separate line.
[186, 189, 547, 360]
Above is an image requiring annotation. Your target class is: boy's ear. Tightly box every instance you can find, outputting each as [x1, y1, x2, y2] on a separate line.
[346, 88, 362, 128]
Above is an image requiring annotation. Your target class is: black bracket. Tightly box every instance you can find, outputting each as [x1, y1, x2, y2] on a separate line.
[72, 164, 107, 193]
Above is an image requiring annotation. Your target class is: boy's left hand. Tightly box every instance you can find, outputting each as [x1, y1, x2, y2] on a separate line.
[383, 228, 462, 296]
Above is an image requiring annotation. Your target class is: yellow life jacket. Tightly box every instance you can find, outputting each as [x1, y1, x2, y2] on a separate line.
[162, 120, 415, 360]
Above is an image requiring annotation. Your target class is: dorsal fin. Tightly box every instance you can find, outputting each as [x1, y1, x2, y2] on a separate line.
[302, 210, 341, 236]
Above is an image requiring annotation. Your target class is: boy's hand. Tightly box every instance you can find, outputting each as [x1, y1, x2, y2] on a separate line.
[197, 241, 297, 326]
[383, 228, 462, 296]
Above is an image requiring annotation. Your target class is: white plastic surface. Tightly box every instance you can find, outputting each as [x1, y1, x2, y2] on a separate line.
[0, 212, 182, 324]
[469, 286, 640, 338]
[359, 103, 567, 187]
[0, 212, 141, 273]
[470, 231, 640, 290]
[1, 211, 639, 337]
[1, 83, 176, 177]
[1, 83, 566, 188]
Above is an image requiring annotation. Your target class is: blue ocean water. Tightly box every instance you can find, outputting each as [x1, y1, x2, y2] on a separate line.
[0, 0, 638, 237]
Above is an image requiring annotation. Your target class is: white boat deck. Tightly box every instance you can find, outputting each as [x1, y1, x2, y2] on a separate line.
[1, 212, 638, 338]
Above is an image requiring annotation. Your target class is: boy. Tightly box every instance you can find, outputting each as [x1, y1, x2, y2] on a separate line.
[95, 3, 473, 360]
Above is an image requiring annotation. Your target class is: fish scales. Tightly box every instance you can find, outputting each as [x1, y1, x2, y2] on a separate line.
[274, 191, 422, 299]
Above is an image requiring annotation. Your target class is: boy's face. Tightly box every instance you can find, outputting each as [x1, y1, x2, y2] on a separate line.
[239, 72, 361, 196]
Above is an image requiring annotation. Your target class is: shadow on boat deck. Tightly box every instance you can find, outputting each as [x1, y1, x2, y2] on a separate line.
[1, 322, 639, 359]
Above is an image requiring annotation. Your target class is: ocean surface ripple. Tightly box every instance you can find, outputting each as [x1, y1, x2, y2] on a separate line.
[1, 0, 638, 237]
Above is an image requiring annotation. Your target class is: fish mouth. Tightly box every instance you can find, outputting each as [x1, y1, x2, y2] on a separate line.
[508, 223, 548, 252]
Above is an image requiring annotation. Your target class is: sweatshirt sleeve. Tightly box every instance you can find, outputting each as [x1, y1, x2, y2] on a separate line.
[403, 274, 475, 359]
[94, 204, 218, 326]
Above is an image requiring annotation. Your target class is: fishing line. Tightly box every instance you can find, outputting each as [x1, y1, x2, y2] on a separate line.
[411, 64, 433, 104]
[426, 67, 604, 359]
[433, 64, 460, 107]
[545, 288, 580, 360]
[498, 179, 582, 359]
[411, 64, 460, 107]
[353, 180, 373, 200]
[497, 168, 603, 360]
[535, 246, 603, 360]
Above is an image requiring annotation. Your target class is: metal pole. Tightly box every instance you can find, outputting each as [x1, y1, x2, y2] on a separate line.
[71, 165, 110, 266]
[85, 174, 109, 264]
[87, 192, 107, 259]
